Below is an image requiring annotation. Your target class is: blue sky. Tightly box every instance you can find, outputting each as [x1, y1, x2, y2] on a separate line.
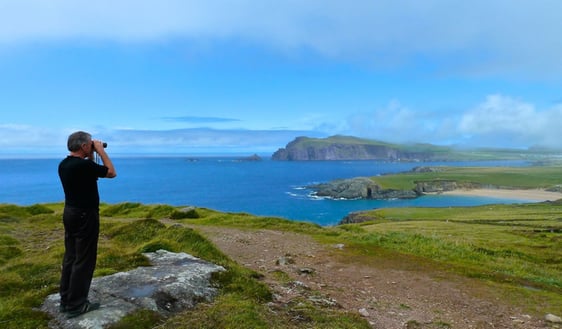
[1, 0, 562, 156]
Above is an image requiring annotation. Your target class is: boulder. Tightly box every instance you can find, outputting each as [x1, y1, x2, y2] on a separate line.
[41, 250, 225, 329]
[310, 177, 379, 199]
[339, 211, 379, 225]
[414, 180, 483, 193]
[414, 180, 459, 193]
[309, 177, 418, 200]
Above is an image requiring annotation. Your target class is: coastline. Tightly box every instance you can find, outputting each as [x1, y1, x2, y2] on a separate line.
[436, 188, 562, 202]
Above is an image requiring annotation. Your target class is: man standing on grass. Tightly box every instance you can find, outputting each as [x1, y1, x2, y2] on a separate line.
[58, 131, 116, 318]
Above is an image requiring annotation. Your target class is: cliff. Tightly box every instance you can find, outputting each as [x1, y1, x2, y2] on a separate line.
[271, 135, 450, 161]
[309, 177, 420, 200]
[309, 167, 488, 201]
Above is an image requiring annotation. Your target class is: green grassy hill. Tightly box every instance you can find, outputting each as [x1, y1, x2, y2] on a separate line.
[1, 202, 560, 328]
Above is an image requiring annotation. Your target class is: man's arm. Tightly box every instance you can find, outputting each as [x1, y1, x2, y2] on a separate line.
[93, 140, 117, 178]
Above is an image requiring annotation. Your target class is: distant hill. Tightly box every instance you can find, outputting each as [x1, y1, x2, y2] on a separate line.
[271, 135, 556, 161]
[271, 135, 450, 161]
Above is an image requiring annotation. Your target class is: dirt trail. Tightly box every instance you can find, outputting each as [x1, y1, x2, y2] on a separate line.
[185, 224, 550, 329]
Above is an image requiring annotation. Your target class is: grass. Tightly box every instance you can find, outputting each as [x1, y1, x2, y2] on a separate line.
[372, 165, 562, 190]
[152, 200, 562, 316]
[1, 200, 561, 327]
[0, 203, 370, 329]
[337, 202, 562, 314]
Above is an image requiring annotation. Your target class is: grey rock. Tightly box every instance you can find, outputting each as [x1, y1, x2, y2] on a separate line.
[298, 267, 315, 275]
[276, 256, 295, 266]
[411, 166, 443, 173]
[339, 211, 377, 225]
[179, 206, 196, 213]
[288, 281, 309, 290]
[309, 177, 378, 199]
[308, 295, 339, 307]
[414, 180, 459, 193]
[309, 177, 418, 200]
[171, 206, 200, 219]
[546, 185, 562, 193]
[334, 243, 345, 250]
[545, 313, 562, 323]
[358, 308, 370, 317]
[41, 250, 225, 329]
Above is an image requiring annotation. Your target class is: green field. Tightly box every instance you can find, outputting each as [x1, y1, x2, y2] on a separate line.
[372, 165, 562, 190]
[1, 200, 561, 328]
[343, 203, 561, 293]
[0, 203, 369, 329]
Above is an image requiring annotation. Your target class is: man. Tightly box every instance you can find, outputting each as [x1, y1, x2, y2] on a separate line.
[58, 131, 116, 318]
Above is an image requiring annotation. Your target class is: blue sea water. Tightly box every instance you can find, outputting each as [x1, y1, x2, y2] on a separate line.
[0, 157, 533, 225]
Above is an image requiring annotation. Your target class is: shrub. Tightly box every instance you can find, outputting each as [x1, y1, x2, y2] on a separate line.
[170, 207, 200, 219]
[101, 203, 143, 217]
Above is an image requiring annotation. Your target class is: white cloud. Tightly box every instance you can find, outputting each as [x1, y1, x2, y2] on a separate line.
[0, 125, 326, 155]
[459, 95, 537, 135]
[107, 128, 323, 149]
[0, 124, 68, 155]
[0, 124, 63, 145]
[344, 95, 562, 149]
[345, 100, 453, 144]
[4, 95, 562, 155]
[459, 95, 562, 148]
[1, 1, 562, 77]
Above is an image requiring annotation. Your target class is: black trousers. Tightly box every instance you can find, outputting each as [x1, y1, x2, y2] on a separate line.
[60, 207, 99, 310]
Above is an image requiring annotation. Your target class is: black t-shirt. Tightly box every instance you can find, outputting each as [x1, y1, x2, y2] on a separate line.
[58, 156, 109, 209]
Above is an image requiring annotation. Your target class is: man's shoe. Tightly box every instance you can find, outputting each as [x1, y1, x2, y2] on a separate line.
[65, 301, 100, 319]
[59, 304, 68, 313]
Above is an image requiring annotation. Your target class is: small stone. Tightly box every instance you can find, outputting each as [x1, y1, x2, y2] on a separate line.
[546, 314, 562, 323]
[358, 308, 370, 317]
[298, 267, 315, 274]
[308, 295, 339, 307]
[276, 256, 295, 266]
[288, 281, 309, 289]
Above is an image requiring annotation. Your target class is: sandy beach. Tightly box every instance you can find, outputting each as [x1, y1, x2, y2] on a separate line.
[439, 188, 562, 202]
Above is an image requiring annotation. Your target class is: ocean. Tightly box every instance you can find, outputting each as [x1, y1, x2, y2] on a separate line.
[0, 157, 532, 226]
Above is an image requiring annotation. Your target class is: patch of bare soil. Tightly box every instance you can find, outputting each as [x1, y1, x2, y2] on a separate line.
[187, 225, 553, 329]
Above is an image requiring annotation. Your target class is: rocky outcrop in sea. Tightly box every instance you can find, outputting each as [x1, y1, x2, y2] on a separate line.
[308, 177, 419, 200]
[309, 167, 487, 201]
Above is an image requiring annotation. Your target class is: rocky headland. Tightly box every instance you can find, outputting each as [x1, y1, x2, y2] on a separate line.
[272, 135, 448, 161]
[308, 177, 420, 200]
[308, 167, 483, 201]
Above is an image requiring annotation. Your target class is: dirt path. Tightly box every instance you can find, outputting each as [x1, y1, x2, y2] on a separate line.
[185, 225, 550, 329]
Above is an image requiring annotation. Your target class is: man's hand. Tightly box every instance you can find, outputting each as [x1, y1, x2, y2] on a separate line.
[92, 140, 106, 153]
